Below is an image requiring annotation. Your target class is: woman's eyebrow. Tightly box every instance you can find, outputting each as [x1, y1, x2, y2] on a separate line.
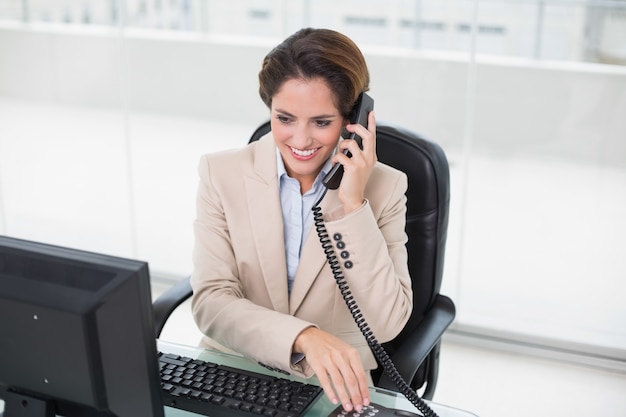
[311, 114, 339, 119]
[274, 109, 338, 119]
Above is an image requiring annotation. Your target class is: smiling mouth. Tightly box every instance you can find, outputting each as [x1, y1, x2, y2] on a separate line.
[290, 146, 320, 157]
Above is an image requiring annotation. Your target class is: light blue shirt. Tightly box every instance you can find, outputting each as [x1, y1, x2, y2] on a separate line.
[277, 149, 332, 294]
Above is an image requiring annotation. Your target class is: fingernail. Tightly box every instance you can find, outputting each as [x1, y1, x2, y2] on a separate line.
[344, 403, 353, 411]
[364, 398, 370, 406]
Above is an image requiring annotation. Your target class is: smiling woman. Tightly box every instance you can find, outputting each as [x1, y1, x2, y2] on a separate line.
[189, 27, 412, 414]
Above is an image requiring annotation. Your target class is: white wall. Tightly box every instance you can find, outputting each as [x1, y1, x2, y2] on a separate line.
[2, 24, 624, 161]
[0, 25, 626, 158]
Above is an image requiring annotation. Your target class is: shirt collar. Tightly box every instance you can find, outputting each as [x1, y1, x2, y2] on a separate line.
[276, 148, 333, 191]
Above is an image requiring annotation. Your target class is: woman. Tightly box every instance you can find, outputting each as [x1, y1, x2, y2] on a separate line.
[190, 28, 412, 413]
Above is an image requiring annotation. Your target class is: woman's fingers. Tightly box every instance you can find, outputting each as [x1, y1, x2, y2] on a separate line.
[293, 328, 370, 412]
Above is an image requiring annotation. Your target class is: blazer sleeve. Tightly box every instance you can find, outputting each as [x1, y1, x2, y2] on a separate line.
[321, 165, 412, 343]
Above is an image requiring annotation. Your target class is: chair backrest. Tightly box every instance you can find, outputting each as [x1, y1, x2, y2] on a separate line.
[373, 123, 450, 342]
[249, 119, 451, 360]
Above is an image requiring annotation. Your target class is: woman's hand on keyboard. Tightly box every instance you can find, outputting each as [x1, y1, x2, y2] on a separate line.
[293, 327, 370, 413]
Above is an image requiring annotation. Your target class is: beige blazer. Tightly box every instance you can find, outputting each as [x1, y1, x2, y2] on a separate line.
[190, 133, 412, 379]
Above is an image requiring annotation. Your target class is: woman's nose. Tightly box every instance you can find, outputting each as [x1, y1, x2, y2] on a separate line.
[292, 123, 312, 147]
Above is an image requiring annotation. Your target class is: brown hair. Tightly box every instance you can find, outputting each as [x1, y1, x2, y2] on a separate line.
[258, 28, 370, 119]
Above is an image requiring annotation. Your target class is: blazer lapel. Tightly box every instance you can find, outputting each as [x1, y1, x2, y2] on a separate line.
[245, 135, 290, 314]
[289, 189, 342, 314]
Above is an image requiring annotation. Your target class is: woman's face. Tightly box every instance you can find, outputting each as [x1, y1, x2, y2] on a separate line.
[270, 77, 344, 191]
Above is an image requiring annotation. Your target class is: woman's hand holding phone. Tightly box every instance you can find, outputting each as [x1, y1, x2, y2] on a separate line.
[334, 110, 377, 214]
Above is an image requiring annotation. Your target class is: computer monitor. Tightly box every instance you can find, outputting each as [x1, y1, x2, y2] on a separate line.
[0, 236, 164, 417]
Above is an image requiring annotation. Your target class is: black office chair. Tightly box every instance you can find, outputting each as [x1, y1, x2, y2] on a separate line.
[153, 120, 454, 400]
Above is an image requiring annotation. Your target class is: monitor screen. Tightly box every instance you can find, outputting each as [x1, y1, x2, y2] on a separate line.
[0, 236, 164, 417]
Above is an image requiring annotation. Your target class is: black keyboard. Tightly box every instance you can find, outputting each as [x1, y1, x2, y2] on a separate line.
[158, 352, 323, 417]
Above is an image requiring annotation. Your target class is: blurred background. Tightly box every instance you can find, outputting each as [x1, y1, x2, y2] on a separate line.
[0, 1, 625, 416]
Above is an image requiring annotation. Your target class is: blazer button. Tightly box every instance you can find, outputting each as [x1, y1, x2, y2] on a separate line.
[336, 241, 346, 249]
[344, 260, 353, 269]
[340, 250, 350, 259]
[333, 233, 342, 241]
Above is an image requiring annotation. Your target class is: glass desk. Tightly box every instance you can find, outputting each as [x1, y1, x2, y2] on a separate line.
[0, 341, 477, 417]
[159, 340, 478, 417]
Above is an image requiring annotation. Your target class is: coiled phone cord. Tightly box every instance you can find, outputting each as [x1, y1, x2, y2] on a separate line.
[312, 191, 438, 417]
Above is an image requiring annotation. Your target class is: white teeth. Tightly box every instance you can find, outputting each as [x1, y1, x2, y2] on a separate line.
[290, 147, 317, 157]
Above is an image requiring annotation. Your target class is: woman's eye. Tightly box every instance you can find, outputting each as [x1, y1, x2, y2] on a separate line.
[314, 120, 331, 127]
[276, 115, 291, 124]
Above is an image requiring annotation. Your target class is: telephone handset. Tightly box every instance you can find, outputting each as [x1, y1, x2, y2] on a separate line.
[313, 92, 438, 417]
[322, 92, 375, 190]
